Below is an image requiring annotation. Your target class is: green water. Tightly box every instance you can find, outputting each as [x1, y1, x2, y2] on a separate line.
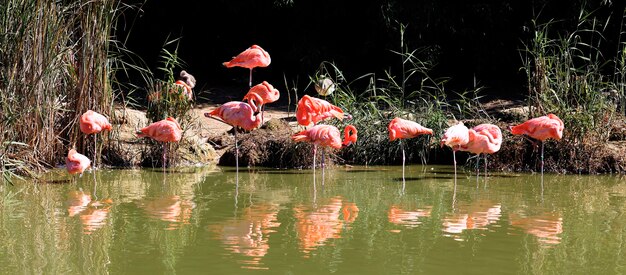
[1, 165, 625, 274]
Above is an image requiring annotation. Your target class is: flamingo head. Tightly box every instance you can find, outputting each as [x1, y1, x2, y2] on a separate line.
[342, 125, 358, 147]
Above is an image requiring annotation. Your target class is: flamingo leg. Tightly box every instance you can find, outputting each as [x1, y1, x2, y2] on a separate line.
[321, 147, 325, 185]
[453, 149, 457, 181]
[162, 143, 167, 172]
[484, 154, 488, 178]
[235, 127, 239, 174]
[93, 134, 97, 170]
[249, 68, 253, 88]
[313, 144, 317, 184]
[401, 141, 406, 191]
[261, 105, 265, 126]
[541, 141, 543, 177]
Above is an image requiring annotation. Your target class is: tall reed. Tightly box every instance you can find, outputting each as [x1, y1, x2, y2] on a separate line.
[0, 0, 121, 180]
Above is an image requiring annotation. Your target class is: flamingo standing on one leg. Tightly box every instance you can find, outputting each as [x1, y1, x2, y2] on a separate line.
[204, 101, 262, 172]
[136, 117, 182, 170]
[388, 117, 433, 183]
[509, 114, 564, 175]
[223, 45, 271, 87]
[79, 110, 112, 169]
[459, 124, 502, 177]
[440, 122, 470, 180]
[242, 81, 280, 126]
[291, 124, 358, 177]
[66, 149, 91, 177]
[296, 95, 346, 127]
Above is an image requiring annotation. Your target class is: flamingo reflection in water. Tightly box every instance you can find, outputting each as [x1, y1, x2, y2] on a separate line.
[67, 190, 113, 234]
[138, 195, 195, 230]
[442, 199, 502, 240]
[509, 211, 563, 245]
[209, 203, 281, 270]
[388, 205, 433, 231]
[293, 197, 359, 257]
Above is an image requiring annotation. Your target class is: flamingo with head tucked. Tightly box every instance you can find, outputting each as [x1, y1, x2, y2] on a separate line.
[441, 122, 470, 180]
[292, 124, 357, 174]
[459, 123, 502, 176]
[509, 113, 564, 175]
[296, 95, 346, 127]
[66, 149, 91, 176]
[388, 117, 433, 181]
[136, 117, 182, 170]
[79, 110, 111, 169]
[243, 81, 280, 125]
[205, 101, 261, 172]
[223, 45, 271, 87]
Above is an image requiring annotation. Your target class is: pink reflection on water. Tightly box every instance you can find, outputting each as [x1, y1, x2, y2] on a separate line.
[294, 197, 359, 257]
[67, 190, 112, 234]
[209, 203, 281, 269]
[509, 211, 563, 245]
[442, 200, 501, 239]
[139, 195, 195, 230]
[388, 205, 432, 229]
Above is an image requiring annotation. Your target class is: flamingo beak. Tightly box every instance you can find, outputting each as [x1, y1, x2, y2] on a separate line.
[203, 113, 211, 118]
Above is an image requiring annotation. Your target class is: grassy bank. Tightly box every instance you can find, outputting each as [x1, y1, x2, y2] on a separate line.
[1, 0, 122, 183]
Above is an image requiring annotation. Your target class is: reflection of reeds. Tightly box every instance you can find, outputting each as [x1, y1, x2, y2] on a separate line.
[0, 0, 120, 176]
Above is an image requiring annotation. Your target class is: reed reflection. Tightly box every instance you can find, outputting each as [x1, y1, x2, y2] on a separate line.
[509, 211, 563, 245]
[209, 203, 281, 270]
[294, 196, 359, 257]
[442, 199, 501, 240]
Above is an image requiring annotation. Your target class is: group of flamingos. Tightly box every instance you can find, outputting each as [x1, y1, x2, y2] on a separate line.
[66, 45, 565, 181]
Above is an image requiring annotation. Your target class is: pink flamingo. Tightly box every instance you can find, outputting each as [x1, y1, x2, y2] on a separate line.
[291, 124, 358, 174]
[66, 149, 91, 176]
[205, 101, 261, 172]
[459, 124, 502, 176]
[440, 122, 470, 179]
[242, 81, 280, 125]
[79, 110, 111, 169]
[509, 114, 564, 174]
[296, 95, 346, 127]
[136, 117, 182, 170]
[173, 70, 196, 101]
[223, 45, 271, 87]
[388, 117, 433, 181]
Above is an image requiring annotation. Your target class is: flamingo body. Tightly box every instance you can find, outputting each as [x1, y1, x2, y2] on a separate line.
[388, 117, 433, 141]
[296, 95, 345, 126]
[509, 114, 563, 141]
[205, 101, 261, 131]
[66, 149, 91, 175]
[292, 125, 358, 149]
[461, 124, 503, 155]
[243, 81, 280, 112]
[223, 45, 271, 69]
[137, 117, 182, 143]
[80, 110, 111, 135]
[174, 80, 193, 101]
[441, 122, 470, 149]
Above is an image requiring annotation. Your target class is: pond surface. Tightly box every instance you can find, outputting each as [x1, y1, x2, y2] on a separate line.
[1, 165, 625, 274]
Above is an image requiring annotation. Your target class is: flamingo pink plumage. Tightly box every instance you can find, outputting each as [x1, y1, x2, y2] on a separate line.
[509, 113, 564, 174]
[459, 124, 502, 176]
[388, 117, 433, 182]
[66, 149, 91, 176]
[80, 110, 111, 169]
[137, 117, 182, 169]
[205, 101, 262, 171]
[292, 124, 357, 173]
[440, 122, 470, 179]
[223, 45, 271, 87]
[296, 95, 345, 127]
[242, 81, 280, 125]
